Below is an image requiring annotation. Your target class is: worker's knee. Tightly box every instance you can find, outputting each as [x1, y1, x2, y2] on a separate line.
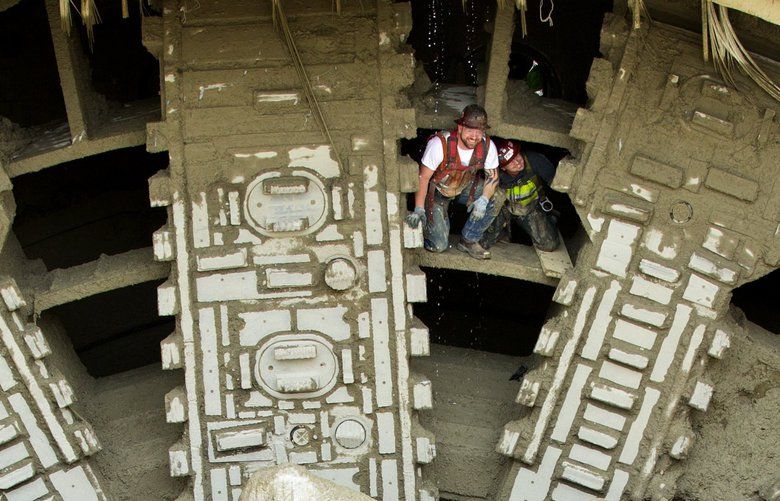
[425, 239, 449, 253]
[535, 232, 560, 252]
[535, 239, 560, 252]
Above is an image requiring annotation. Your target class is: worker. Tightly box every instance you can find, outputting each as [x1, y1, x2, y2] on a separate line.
[480, 139, 560, 252]
[405, 104, 500, 259]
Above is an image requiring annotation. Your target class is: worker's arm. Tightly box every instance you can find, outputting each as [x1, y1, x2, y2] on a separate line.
[526, 151, 556, 186]
[481, 167, 499, 200]
[467, 167, 499, 221]
[481, 139, 501, 200]
[414, 166, 435, 209]
[405, 165, 435, 229]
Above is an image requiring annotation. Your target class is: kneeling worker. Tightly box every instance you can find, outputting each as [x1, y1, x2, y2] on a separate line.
[405, 104, 500, 259]
[481, 139, 560, 252]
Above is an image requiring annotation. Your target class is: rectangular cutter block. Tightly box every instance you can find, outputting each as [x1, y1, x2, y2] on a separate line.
[215, 426, 266, 452]
[157, 280, 179, 316]
[561, 461, 606, 491]
[534, 325, 561, 356]
[169, 441, 190, 477]
[583, 404, 626, 431]
[274, 345, 317, 360]
[682, 274, 720, 308]
[689, 381, 714, 411]
[409, 320, 430, 356]
[612, 319, 657, 350]
[405, 270, 427, 303]
[630, 156, 683, 188]
[0, 279, 25, 311]
[599, 360, 642, 389]
[276, 376, 319, 393]
[708, 329, 731, 359]
[608, 348, 648, 369]
[629, 276, 673, 305]
[578, 426, 618, 449]
[265, 269, 313, 289]
[590, 382, 636, 410]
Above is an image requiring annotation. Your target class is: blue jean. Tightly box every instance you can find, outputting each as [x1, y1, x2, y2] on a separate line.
[423, 181, 497, 252]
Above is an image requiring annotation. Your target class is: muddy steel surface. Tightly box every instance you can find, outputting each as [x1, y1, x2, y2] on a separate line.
[0, 1, 777, 501]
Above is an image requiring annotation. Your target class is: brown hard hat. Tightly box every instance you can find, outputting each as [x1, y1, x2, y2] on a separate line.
[497, 139, 522, 167]
[455, 104, 490, 130]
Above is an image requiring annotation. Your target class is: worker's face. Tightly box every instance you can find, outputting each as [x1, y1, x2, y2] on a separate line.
[457, 125, 484, 149]
[502, 154, 525, 175]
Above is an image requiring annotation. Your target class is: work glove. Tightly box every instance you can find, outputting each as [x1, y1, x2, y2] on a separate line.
[468, 196, 490, 221]
[405, 206, 426, 229]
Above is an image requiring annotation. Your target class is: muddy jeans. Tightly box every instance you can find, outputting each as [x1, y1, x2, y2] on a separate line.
[480, 192, 559, 252]
[423, 182, 497, 253]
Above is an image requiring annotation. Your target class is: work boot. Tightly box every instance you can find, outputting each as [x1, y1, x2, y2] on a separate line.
[456, 238, 491, 260]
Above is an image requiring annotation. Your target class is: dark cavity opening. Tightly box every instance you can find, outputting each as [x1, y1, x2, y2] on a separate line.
[72, 0, 160, 103]
[414, 267, 554, 355]
[405, 0, 613, 93]
[411, 268, 548, 499]
[731, 268, 779, 334]
[12, 145, 167, 270]
[508, 0, 613, 104]
[0, 0, 67, 126]
[407, 0, 496, 86]
[44, 279, 173, 377]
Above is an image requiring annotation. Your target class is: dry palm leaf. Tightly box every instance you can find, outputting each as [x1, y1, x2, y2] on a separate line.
[704, 1, 780, 101]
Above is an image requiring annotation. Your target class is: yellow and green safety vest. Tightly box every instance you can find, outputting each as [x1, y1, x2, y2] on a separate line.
[506, 158, 543, 207]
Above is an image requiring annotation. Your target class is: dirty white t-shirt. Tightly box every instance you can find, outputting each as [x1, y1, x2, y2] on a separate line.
[420, 132, 499, 172]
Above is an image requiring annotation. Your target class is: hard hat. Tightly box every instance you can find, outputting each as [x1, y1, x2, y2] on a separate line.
[455, 104, 490, 130]
[497, 139, 522, 167]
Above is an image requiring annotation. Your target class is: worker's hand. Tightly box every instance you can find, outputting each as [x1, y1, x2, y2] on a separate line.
[405, 206, 426, 229]
[468, 196, 490, 221]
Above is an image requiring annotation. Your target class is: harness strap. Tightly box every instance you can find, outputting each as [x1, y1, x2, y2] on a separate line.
[465, 135, 487, 206]
[506, 154, 547, 207]
[426, 131, 489, 221]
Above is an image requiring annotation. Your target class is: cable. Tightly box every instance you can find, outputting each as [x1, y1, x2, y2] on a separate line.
[271, 0, 344, 172]
[539, 0, 553, 27]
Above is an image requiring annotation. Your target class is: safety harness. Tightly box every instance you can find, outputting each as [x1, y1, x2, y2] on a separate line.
[506, 156, 553, 214]
[426, 130, 488, 221]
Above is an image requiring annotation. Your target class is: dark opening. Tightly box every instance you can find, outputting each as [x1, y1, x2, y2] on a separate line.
[407, 0, 496, 86]
[508, 46, 562, 100]
[508, 0, 613, 104]
[414, 268, 553, 355]
[44, 279, 173, 377]
[0, 0, 66, 126]
[731, 269, 780, 334]
[12, 145, 167, 270]
[406, 0, 612, 97]
[71, 0, 160, 103]
[411, 268, 549, 499]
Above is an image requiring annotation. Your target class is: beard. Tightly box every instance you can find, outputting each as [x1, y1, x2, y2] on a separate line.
[459, 133, 479, 149]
